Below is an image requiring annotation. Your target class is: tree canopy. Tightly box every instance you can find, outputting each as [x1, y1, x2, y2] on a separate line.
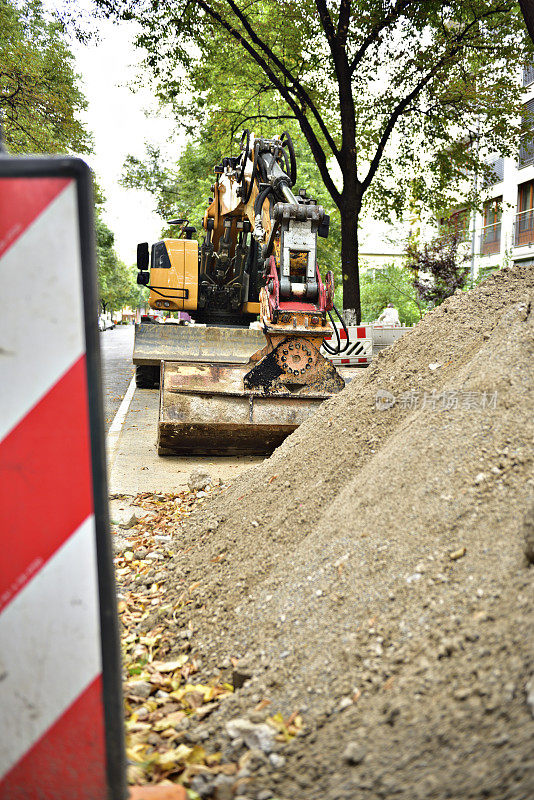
[96, 0, 533, 320]
[0, 2, 141, 313]
[96, 210, 144, 312]
[0, 0, 90, 154]
[360, 263, 427, 325]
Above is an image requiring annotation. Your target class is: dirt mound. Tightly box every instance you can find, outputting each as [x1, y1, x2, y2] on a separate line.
[136, 265, 534, 799]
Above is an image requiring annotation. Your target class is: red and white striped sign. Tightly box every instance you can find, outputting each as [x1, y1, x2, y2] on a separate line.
[322, 325, 373, 365]
[322, 323, 411, 366]
[0, 162, 124, 799]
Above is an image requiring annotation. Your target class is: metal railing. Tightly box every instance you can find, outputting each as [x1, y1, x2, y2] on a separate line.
[513, 209, 534, 246]
[436, 226, 470, 244]
[519, 135, 534, 169]
[479, 222, 501, 256]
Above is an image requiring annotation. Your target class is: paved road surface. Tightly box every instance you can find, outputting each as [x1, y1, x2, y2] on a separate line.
[99, 324, 135, 432]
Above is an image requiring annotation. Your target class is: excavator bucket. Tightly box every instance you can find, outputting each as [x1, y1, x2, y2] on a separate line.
[157, 361, 327, 456]
[133, 322, 266, 366]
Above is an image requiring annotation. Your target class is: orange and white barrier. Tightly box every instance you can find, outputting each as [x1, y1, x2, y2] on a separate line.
[0, 160, 124, 798]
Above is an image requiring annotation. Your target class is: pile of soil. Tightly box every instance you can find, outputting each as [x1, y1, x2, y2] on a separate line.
[130, 264, 534, 799]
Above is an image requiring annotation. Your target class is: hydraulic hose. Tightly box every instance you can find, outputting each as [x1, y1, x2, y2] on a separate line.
[280, 131, 297, 185]
[253, 184, 274, 242]
[322, 304, 350, 355]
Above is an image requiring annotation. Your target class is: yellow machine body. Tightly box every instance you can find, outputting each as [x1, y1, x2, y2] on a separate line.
[148, 239, 199, 312]
[147, 238, 259, 316]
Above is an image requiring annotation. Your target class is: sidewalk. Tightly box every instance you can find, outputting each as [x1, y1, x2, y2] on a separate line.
[107, 387, 263, 496]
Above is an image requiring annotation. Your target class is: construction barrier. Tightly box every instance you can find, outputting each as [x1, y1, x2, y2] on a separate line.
[322, 325, 374, 365]
[322, 324, 412, 366]
[0, 158, 126, 799]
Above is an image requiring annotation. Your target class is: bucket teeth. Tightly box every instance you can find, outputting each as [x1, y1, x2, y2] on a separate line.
[244, 337, 345, 396]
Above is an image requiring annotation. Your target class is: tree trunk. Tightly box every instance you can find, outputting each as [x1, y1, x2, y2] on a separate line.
[339, 204, 361, 324]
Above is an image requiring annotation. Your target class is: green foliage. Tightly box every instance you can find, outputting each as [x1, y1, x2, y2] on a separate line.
[0, 2, 134, 312]
[94, 0, 533, 319]
[360, 265, 427, 325]
[406, 232, 471, 305]
[96, 212, 143, 312]
[0, 0, 90, 154]
[122, 135, 220, 228]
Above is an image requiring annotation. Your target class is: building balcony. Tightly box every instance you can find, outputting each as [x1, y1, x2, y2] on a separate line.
[513, 210, 534, 246]
[524, 65, 534, 87]
[479, 223, 501, 256]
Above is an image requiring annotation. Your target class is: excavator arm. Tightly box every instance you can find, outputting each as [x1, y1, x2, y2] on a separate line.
[135, 130, 346, 454]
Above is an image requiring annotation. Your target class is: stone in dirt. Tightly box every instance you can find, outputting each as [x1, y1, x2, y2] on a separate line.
[211, 774, 234, 800]
[342, 742, 367, 765]
[232, 657, 254, 689]
[125, 680, 153, 699]
[526, 676, 534, 718]
[120, 513, 139, 529]
[187, 470, 212, 492]
[226, 718, 276, 753]
[268, 753, 285, 768]
[240, 747, 268, 771]
[522, 503, 534, 564]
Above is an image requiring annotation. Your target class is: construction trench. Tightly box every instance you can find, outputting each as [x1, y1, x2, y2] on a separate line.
[110, 264, 534, 800]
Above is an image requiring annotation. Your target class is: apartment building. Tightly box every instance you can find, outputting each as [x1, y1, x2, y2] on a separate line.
[459, 65, 534, 279]
[358, 67, 534, 282]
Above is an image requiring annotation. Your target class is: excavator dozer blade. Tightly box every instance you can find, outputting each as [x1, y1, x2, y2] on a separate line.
[158, 362, 325, 456]
[133, 322, 266, 366]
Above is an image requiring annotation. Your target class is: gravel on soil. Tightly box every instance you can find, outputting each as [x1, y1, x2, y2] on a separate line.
[117, 264, 534, 800]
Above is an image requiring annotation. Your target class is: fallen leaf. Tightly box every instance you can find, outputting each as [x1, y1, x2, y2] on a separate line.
[195, 701, 219, 719]
[153, 656, 189, 672]
[153, 711, 187, 731]
[156, 746, 191, 770]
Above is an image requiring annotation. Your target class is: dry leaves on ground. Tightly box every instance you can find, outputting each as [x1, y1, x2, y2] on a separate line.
[112, 488, 240, 790]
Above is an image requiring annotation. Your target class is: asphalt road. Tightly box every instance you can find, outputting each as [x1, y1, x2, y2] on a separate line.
[99, 324, 135, 432]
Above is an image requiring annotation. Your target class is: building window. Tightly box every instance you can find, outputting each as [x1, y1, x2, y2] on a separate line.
[519, 100, 534, 168]
[480, 197, 502, 256]
[514, 181, 534, 246]
[523, 65, 534, 87]
[440, 208, 470, 242]
[483, 157, 504, 187]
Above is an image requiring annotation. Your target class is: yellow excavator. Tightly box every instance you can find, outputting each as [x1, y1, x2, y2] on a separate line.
[134, 131, 348, 455]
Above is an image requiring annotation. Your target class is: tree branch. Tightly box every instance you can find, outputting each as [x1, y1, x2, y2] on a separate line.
[314, 0, 336, 46]
[348, 0, 415, 75]
[337, 0, 351, 47]
[361, 68, 443, 194]
[193, 0, 340, 202]
[222, 0, 340, 160]
[315, 0, 356, 172]
[360, 4, 513, 194]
